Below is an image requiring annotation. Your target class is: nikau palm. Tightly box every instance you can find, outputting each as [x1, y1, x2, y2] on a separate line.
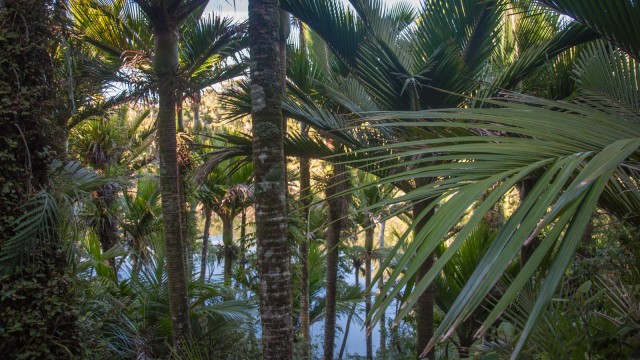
[248, 0, 293, 358]
[130, 0, 210, 345]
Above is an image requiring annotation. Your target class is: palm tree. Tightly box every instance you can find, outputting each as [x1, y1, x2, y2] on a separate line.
[276, 2, 606, 357]
[125, 0, 217, 346]
[120, 176, 163, 274]
[368, 39, 640, 359]
[71, 0, 248, 276]
[248, 0, 293, 358]
[352, 171, 395, 360]
[70, 108, 155, 276]
[337, 243, 364, 360]
[209, 2, 617, 357]
[197, 149, 253, 286]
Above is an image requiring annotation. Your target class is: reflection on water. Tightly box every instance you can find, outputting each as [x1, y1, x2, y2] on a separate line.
[201, 234, 399, 358]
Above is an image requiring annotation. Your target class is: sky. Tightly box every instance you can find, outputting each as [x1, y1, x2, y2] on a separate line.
[205, 0, 423, 20]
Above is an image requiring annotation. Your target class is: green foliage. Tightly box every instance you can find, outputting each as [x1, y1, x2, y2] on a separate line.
[0, 262, 81, 359]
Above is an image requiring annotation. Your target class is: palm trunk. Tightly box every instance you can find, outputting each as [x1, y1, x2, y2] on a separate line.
[193, 100, 200, 129]
[299, 121, 312, 359]
[200, 206, 212, 282]
[364, 226, 374, 360]
[177, 93, 185, 132]
[324, 163, 349, 360]
[279, 9, 290, 132]
[249, 1, 293, 358]
[338, 263, 360, 360]
[154, 25, 190, 345]
[178, 152, 192, 273]
[222, 214, 234, 287]
[413, 200, 435, 360]
[240, 208, 247, 269]
[378, 219, 387, 353]
[298, 22, 311, 359]
[95, 184, 119, 278]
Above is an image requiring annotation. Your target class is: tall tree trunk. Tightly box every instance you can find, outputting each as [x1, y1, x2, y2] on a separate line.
[0, 0, 80, 355]
[324, 163, 349, 360]
[298, 21, 311, 359]
[154, 25, 190, 345]
[177, 93, 185, 132]
[364, 226, 374, 360]
[240, 208, 247, 269]
[178, 142, 193, 273]
[200, 206, 212, 282]
[94, 184, 119, 278]
[299, 121, 312, 359]
[338, 262, 360, 360]
[249, 1, 293, 358]
[413, 200, 435, 360]
[193, 99, 200, 130]
[378, 219, 387, 353]
[279, 9, 290, 131]
[222, 214, 234, 287]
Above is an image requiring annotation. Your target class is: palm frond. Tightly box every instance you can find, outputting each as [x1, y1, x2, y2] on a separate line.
[537, 0, 640, 61]
[358, 94, 640, 357]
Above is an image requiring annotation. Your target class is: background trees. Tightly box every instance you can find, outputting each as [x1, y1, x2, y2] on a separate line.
[2, 0, 640, 359]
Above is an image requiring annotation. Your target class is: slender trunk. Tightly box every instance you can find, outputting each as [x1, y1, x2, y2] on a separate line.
[240, 208, 247, 269]
[193, 100, 200, 130]
[378, 219, 387, 353]
[413, 200, 435, 359]
[154, 26, 190, 345]
[338, 263, 360, 360]
[95, 184, 118, 278]
[279, 9, 290, 132]
[177, 93, 185, 132]
[249, 1, 293, 358]
[365, 226, 374, 360]
[299, 121, 312, 359]
[458, 336, 473, 359]
[178, 150, 192, 273]
[222, 215, 234, 287]
[392, 295, 402, 354]
[324, 163, 349, 360]
[200, 206, 212, 282]
[298, 21, 311, 358]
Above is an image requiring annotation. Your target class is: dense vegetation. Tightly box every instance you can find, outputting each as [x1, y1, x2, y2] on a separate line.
[1, 0, 639, 359]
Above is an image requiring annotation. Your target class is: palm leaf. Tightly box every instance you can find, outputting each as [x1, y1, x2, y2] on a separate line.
[356, 94, 640, 357]
[537, 0, 640, 61]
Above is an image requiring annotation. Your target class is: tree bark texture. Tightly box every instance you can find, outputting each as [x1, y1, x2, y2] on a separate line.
[413, 200, 435, 359]
[378, 219, 387, 353]
[324, 162, 349, 360]
[93, 184, 119, 277]
[365, 226, 374, 360]
[298, 21, 311, 358]
[279, 10, 290, 131]
[200, 206, 212, 281]
[299, 121, 312, 359]
[154, 27, 191, 345]
[249, 0, 293, 358]
[222, 215, 234, 287]
[338, 263, 360, 360]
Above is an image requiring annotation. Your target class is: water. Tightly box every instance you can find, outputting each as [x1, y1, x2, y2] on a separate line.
[203, 234, 399, 358]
